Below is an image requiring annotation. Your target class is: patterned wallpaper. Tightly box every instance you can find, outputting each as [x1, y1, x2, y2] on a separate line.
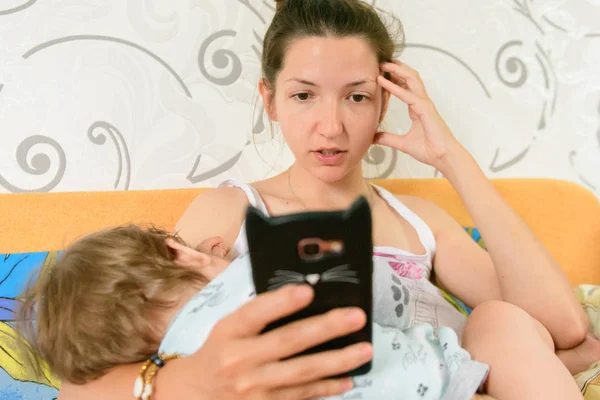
[0, 0, 599, 195]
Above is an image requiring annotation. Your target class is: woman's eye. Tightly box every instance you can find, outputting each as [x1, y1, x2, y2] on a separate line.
[350, 94, 368, 103]
[293, 93, 311, 101]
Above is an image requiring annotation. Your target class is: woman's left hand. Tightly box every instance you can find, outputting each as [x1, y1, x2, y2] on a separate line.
[374, 60, 465, 172]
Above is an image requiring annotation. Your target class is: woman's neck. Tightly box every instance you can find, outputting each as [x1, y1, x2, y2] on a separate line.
[286, 163, 372, 211]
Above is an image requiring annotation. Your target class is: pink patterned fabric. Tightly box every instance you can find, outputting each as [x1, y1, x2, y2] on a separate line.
[373, 252, 423, 280]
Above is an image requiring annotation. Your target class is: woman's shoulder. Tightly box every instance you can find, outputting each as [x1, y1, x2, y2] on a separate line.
[175, 186, 251, 248]
[391, 194, 456, 233]
[185, 186, 252, 214]
[393, 194, 440, 214]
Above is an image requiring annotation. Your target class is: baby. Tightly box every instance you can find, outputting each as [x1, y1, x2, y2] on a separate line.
[18, 224, 489, 400]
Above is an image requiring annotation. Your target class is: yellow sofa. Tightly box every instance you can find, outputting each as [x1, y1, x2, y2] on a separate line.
[1, 178, 599, 284]
[1, 178, 600, 399]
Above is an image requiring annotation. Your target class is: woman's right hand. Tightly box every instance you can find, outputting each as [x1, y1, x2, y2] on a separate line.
[162, 284, 372, 399]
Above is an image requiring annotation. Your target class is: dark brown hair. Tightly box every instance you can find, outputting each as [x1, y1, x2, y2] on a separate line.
[17, 225, 207, 384]
[263, 0, 404, 90]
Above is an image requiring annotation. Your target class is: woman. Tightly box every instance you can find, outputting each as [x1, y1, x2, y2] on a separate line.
[59, 0, 597, 399]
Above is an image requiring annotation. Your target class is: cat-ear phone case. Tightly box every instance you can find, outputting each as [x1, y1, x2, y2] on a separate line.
[246, 196, 373, 377]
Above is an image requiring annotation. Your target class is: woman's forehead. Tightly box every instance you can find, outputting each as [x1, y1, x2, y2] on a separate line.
[278, 36, 380, 85]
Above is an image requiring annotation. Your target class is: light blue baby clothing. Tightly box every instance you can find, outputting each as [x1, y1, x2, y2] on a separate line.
[159, 255, 489, 400]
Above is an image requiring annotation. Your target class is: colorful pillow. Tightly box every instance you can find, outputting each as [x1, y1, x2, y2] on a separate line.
[574, 286, 600, 398]
[0, 252, 60, 399]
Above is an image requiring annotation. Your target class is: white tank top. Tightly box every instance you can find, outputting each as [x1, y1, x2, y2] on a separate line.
[218, 180, 467, 336]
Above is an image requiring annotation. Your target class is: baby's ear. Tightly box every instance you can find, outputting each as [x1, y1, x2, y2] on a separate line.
[166, 238, 212, 268]
[196, 236, 229, 258]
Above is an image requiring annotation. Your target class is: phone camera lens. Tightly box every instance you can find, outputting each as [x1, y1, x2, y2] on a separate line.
[303, 243, 320, 256]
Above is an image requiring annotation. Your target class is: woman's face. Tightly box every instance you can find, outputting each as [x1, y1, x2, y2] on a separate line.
[262, 36, 389, 183]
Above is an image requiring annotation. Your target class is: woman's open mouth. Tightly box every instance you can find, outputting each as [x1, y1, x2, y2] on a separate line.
[313, 149, 347, 165]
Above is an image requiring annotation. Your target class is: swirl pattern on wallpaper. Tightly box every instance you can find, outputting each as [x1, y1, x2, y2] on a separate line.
[23, 35, 193, 97]
[0, 0, 37, 16]
[0, 0, 597, 195]
[88, 121, 132, 190]
[198, 30, 243, 86]
[0, 33, 195, 192]
[0, 136, 66, 193]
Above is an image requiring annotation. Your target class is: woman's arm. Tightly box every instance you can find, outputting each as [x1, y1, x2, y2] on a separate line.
[434, 145, 588, 349]
[401, 195, 502, 309]
[174, 186, 250, 249]
[59, 362, 149, 400]
[59, 285, 369, 399]
[375, 60, 588, 350]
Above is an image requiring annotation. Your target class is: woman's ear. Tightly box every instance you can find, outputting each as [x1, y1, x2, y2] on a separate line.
[259, 78, 278, 121]
[379, 88, 391, 123]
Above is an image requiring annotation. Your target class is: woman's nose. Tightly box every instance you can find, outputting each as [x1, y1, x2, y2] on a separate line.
[316, 100, 343, 138]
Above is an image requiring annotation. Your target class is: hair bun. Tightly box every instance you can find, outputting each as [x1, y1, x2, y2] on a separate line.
[274, 0, 285, 11]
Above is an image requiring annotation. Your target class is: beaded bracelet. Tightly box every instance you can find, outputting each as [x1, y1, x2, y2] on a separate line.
[133, 353, 180, 400]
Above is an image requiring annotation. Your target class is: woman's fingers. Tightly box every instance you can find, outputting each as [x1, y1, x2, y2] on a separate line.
[241, 342, 372, 391]
[214, 285, 315, 339]
[242, 306, 367, 363]
[378, 74, 435, 119]
[208, 289, 370, 397]
[377, 75, 419, 106]
[373, 131, 410, 152]
[381, 61, 428, 98]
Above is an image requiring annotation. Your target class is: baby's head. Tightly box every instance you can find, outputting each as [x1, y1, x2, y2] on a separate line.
[17, 224, 229, 385]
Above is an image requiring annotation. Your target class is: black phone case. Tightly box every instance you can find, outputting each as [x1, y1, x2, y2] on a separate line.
[246, 196, 373, 377]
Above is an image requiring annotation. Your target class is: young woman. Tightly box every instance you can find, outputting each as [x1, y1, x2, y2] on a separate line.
[59, 1, 597, 399]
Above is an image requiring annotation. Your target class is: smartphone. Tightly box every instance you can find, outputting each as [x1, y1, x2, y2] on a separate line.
[246, 196, 373, 377]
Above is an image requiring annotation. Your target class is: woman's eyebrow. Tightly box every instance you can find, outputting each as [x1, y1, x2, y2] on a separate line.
[285, 78, 318, 86]
[284, 78, 376, 88]
[344, 79, 376, 88]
